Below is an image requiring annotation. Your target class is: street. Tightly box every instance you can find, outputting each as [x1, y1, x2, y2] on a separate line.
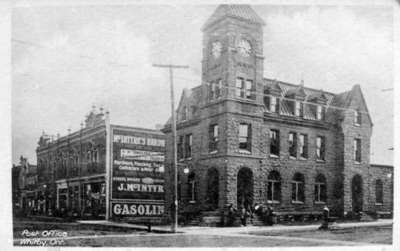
[13, 219, 393, 247]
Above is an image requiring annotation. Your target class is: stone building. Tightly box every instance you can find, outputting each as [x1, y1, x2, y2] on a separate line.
[162, 4, 393, 221]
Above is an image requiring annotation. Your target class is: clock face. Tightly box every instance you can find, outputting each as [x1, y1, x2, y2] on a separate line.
[237, 39, 251, 57]
[211, 41, 222, 59]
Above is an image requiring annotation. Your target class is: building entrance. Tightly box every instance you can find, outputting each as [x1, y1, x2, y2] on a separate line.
[237, 167, 253, 209]
[351, 174, 363, 213]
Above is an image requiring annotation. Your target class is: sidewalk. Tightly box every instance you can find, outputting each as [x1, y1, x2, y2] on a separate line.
[77, 219, 392, 235]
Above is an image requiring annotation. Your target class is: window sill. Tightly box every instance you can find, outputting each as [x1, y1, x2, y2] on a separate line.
[269, 154, 279, 159]
[354, 161, 361, 165]
[375, 203, 383, 206]
[239, 150, 251, 154]
[189, 200, 196, 204]
[291, 201, 304, 204]
[299, 157, 308, 161]
[314, 201, 326, 205]
[267, 200, 280, 204]
[178, 158, 185, 162]
[354, 123, 361, 127]
[186, 157, 192, 161]
[316, 159, 325, 163]
[209, 150, 218, 154]
[289, 156, 297, 160]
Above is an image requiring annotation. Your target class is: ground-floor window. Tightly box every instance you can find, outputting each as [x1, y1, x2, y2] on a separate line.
[291, 173, 305, 203]
[375, 179, 383, 204]
[314, 174, 327, 203]
[267, 171, 281, 203]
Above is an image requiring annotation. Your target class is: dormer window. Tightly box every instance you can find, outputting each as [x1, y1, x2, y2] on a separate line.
[264, 95, 279, 113]
[354, 109, 361, 126]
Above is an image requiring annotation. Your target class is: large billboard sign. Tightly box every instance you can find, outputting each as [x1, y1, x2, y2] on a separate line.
[110, 127, 165, 218]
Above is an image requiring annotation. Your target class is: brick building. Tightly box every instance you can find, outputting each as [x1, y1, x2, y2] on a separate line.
[35, 107, 165, 219]
[163, 4, 393, 220]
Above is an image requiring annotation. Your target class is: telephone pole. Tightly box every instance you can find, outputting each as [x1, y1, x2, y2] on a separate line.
[152, 64, 189, 233]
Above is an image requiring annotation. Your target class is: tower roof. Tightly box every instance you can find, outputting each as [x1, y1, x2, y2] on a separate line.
[202, 4, 265, 30]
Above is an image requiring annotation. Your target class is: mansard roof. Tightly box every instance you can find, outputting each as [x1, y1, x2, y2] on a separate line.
[202, 4, 265, 30]
[263, 78, 335, 106]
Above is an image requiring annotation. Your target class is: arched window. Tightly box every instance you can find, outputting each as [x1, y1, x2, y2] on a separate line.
[292, 173, 305, 203]
[375, 179, 383, 204]
[267, 171, 281, 203]
[315, 174, 327, 203]
[188, 172, 197, 203]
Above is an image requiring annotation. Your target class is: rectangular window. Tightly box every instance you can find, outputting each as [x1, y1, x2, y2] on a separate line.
[299, 134, 308, 159]
[314, 182, 327, 202]
[316, 136, 325, 161]
[209, 124, 219, 152]
[270, 129, 280, 156]
[288, 132, 297, 158]
[185, 134, 192, 158]
[295, 101, 302, 116]
[354, 110, 361, 125]
[209, 81, 215, 99]
[316, 105, 324, 120]
[236, 78, 244, 98]
[354, 138, 361, 162]
[245, 79, 253, 99]
[267, 180, 281, 202]
[239, 123, 251, 152]
[216, 79, 222, 98]
[177, 136, 184, 160]
[265, 96, 278, 113]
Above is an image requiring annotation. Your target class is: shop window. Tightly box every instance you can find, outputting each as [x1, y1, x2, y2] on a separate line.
[315, 174, 327, 203]
[292, 173, 305, 203]
[375, 179, 383, 204]
[267, 171, 281, 203]
[270, 129, 280, 157]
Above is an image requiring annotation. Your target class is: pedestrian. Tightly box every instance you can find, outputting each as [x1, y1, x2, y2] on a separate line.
[226, 203, 235, 226]
[240, 206, 247, 226]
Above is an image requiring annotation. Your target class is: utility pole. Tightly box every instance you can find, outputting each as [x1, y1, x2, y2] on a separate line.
[152, 64, 189, 233]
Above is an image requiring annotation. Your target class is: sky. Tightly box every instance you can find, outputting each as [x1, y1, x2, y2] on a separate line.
[11, 2, 394, 165]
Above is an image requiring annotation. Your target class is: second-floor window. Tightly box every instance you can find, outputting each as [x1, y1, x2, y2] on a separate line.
[270, 129, 280, 157]
[354, 109, 361, 125]
[178, 136, 184, 160]
[299, 134, 308, 158]
[316, 136, 325, 161]
[354, 138, 361, 163]
[288, 132, 297, 158]
[209, 124, 219, 152]
[216, 79, 222, 98]
[185, 134, 192, 158]
[181, 106, 188, 121]
[239, 123, 251, 152]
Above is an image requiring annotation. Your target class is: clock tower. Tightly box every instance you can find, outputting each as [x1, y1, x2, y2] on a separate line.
[201, 5, 265, 105]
